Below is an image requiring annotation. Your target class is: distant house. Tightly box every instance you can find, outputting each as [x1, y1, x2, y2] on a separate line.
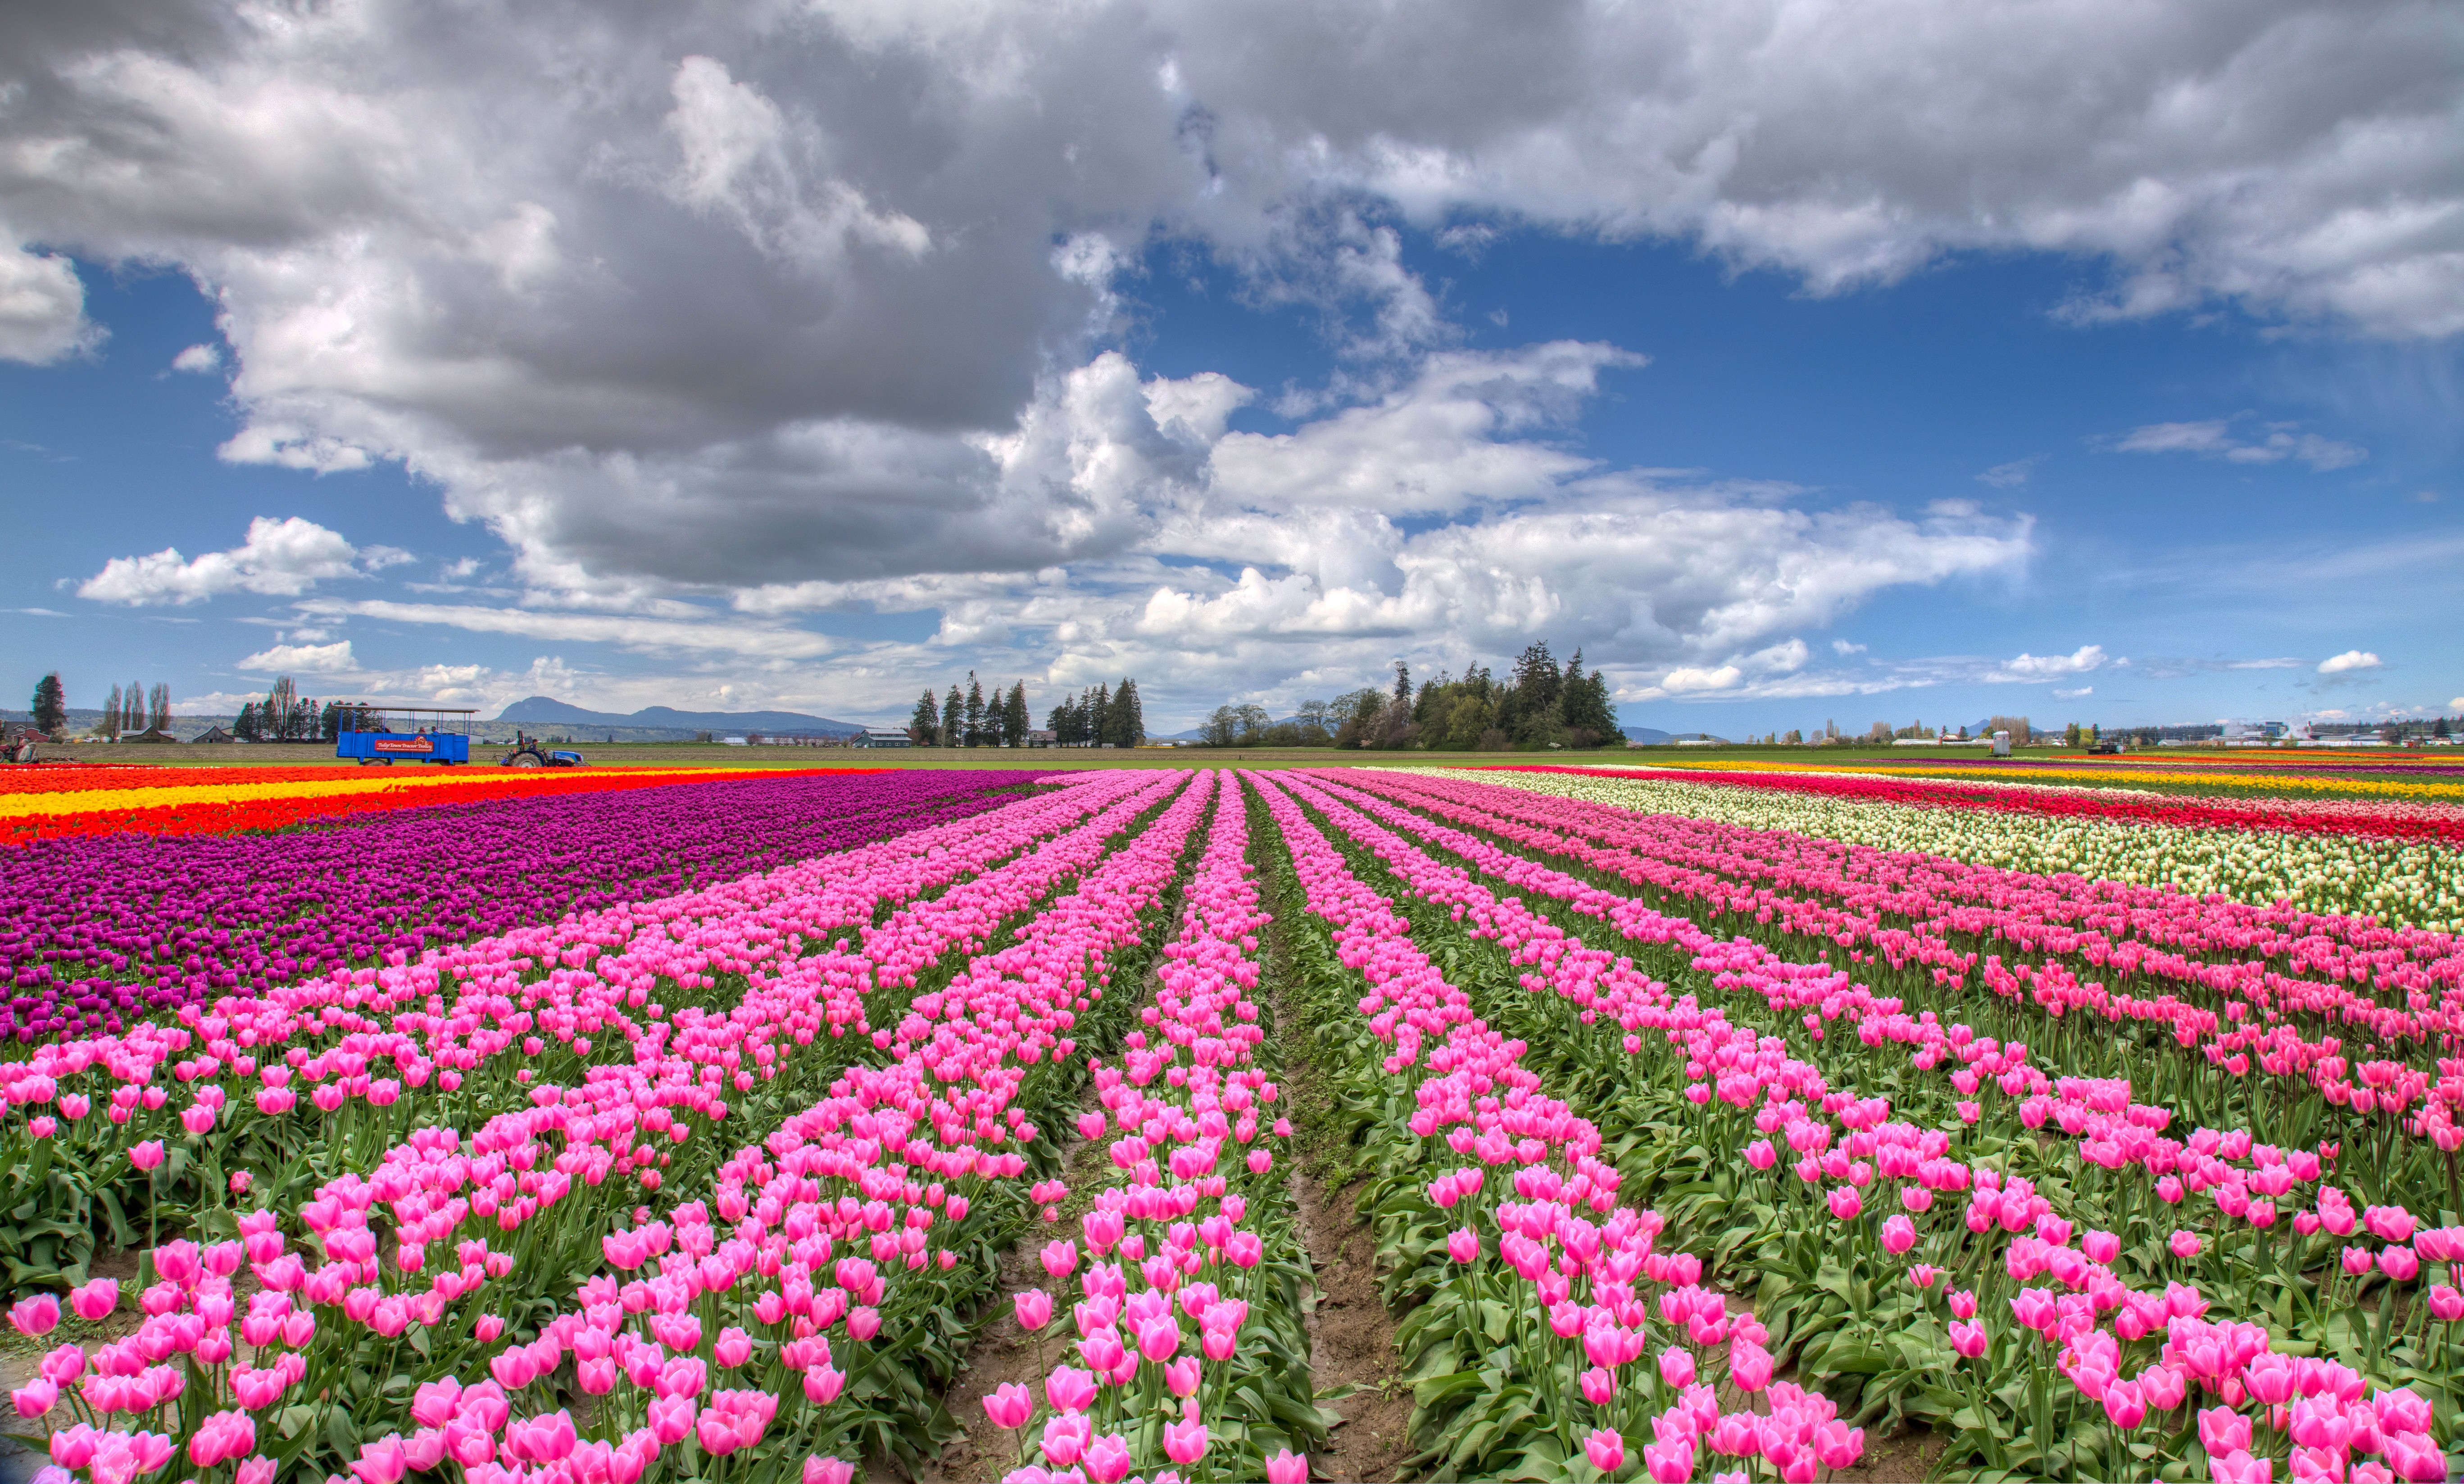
[1025, 730, 1057, 748]
[855, 728, 913, 749]
[191, 726, 235, 744]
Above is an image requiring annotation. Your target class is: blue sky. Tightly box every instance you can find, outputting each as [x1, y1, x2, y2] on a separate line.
[3, 1, 2459, 734]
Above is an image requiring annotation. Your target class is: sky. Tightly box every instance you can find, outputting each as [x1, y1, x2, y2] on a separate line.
[2, 0, 2459, 737]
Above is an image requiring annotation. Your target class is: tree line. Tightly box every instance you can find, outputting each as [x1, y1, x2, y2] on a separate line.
[908, 674, 1145, 748]
[234, 676, 370, 742]
[1198, 641, 1619, 750]
[22, 672, 175, 740]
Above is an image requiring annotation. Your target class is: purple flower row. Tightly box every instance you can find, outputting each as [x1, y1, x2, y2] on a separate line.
[0, 771, 1035, 1042]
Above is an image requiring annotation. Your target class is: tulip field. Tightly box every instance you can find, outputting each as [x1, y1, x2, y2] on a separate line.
[2, 758, 2460, 1484]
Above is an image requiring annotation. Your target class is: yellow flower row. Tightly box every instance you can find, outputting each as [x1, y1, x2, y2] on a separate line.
[0, 768, 725, 820]
[1651, 758, 2464, 801]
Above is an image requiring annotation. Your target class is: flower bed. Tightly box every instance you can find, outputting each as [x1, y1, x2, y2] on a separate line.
[0, 770, 1029, 1039]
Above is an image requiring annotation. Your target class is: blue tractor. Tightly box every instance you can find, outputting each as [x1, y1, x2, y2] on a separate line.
[333, 705, 476, 766]
[500, 730, 586, 768]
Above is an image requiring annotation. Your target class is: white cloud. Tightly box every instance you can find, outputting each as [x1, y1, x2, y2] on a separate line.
[237, 640, 357, 673]
[2317, 649, 2383, 674]
[2110, 419, 2366, 472]
[78, 516, 391, 605]
[170, 342, 222, 373]
[1976, 456, 2042, 488]
[5, 0, 2452, 713]
[1831, 639, 1866, 656]
[0, 237, 98, 363]
[1989, 644, 2109, 681]
[2053, 685, 2092, 699]
[295, 598, 836, 660]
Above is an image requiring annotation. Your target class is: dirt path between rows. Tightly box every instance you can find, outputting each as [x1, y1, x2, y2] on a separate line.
[1277, 995, 1415, 1484]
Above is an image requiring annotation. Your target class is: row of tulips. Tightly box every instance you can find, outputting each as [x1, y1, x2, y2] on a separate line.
[0, 766, 867, 847]
[1363, 769, 2464, 1149]
[1604, 757, 2464, 803]
[425, 769, 1220, 1481]
[986, 773, 1325, 1484]
[0, 771, 1135, 1296]
[1285, 768, 2458, 1479]
[1331, 768, 2464, 1219]
[8, 770, 1202, 1481]
[1, 768, 1023, 1040]
[1245, 769, 1872, 1482]
[1488, 764, 2464, 928]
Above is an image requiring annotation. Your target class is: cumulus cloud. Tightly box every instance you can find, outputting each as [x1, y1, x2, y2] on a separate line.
[237, 639, 357, 673]
[0, 237, 99, 363]
[5, 0, 2456, 711]
[2318, 649, 2383, 673]
[1989, 644, 2109, 681]
[78, 516, 404, 605]
[2110, 419, 2367, 471]
[170, 342, 221, 373]
[2053, 685, 2092, 699]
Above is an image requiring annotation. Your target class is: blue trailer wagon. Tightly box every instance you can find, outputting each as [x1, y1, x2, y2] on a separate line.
[332, 704, 477, 766]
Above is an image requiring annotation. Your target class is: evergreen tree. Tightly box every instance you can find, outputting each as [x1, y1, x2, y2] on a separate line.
[909, 690, 941, 746]
[30, 672, 66, 737]
[1559, 649, 1617, 745]
[1003, 681, 1028, 747]
[1089, 683, 1112, 744]
[318, 701, 343, 742]
[964, 673, 986, 747]
[1107, 678, 1144, 747]
[941, 685, 963, 749]
[102, 683, 123, 741]
[236, 702, 259, 741]
[1392, 661, 1411, 702]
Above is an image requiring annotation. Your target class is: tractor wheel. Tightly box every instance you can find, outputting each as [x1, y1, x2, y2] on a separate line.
[507, 750, 544, 767]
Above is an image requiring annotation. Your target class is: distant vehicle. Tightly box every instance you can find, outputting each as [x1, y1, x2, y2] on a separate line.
[2089, 740, 2125, 755]
[333, 705, 476, 766]
[501, 730, 585, 768]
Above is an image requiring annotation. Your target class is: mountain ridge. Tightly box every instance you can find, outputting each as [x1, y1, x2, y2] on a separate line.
[491, 695, 868, 735]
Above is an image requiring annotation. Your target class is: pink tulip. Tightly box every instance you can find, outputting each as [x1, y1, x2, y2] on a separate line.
[1880, 1214, 1916, 1255]
[68, 1279, 118, 1322]
[1645, 1439, 1695, 1482]
[1827, 1186, 1861, 1221]
[983, 1383, 1032, 1430]
[1581, 1366, 1617, 1405]
[2211, 1450, 2274, 1484]
[1163, 1401, 1210, 1465]
[1083, 1431, 1133, 1484]
[1658, 1346, 1695, 1389]
[9, 1295, 59, 1338]
[1015, 1289, 1053, 1331]
[1447, 1228, 1480, 1264]
[2171, 1230, 2203, 1259]
[2199, 1406, 2254, 1457]
[129, 1140, 166, 1171]
[1045, 1366, 1098, 1414]
[1265, 1448, 1309, 1484]
[1585, 1428, 1626, 1474]
[2103, 1380, 2147, 1431]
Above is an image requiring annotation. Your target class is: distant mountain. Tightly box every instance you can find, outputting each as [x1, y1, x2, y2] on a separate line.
[1622, 726, 1675, 744]
[493, 696, 867, 735]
